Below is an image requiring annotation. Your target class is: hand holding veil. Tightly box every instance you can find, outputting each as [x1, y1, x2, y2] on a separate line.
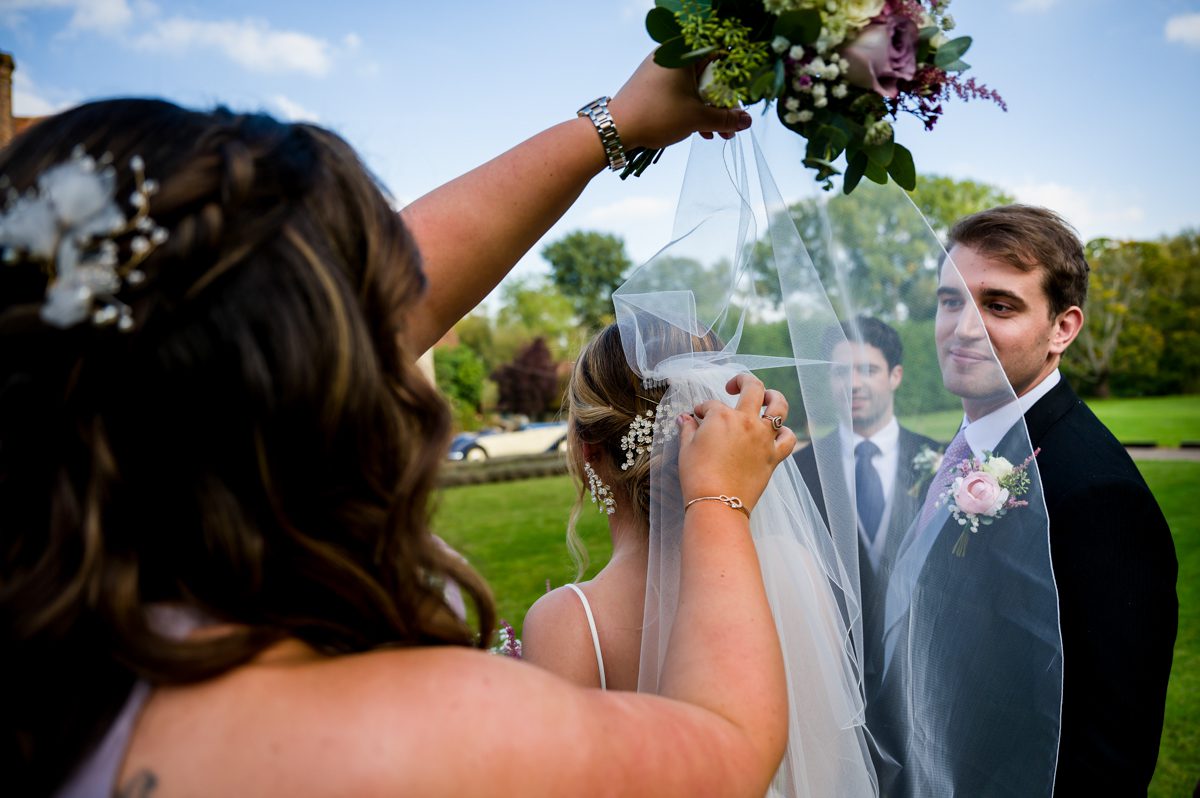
[616, 130, 1062, 797]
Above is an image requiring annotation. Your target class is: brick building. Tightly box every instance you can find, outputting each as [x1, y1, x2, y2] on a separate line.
[1, 52, 43, 149]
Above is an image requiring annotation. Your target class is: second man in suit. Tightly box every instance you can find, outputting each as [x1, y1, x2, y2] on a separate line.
[793, 316, 939, 634]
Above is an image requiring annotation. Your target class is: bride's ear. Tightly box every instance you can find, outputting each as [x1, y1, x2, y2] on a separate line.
[580, 441, 601, 464]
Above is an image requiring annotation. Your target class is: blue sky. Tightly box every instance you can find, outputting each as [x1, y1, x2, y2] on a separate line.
[4, 0, 1198, 306]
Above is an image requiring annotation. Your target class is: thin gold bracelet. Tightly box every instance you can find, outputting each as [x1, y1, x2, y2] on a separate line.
[684, 494, 750, 519]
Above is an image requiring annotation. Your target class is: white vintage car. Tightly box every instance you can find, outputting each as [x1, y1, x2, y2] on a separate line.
[450, 421, 569, 462]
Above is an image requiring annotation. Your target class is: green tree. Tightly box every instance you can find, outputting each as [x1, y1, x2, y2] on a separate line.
[454, 313, 496, 372]
[1065, 239, 1160, 398]
[908, 175, 1016, 239]
[1063, 230, 1200, 397]
[751, 175, 1013, 322]
[497, 276, 583, 360]
[1154, 230, 1200, 394]
[434, 344, 486, 429]
[542, 231, 632, 330]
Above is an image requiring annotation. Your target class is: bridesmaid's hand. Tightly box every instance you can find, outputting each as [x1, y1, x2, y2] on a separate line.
[608, 54, 752, 151]
[676, 373, 795, 514]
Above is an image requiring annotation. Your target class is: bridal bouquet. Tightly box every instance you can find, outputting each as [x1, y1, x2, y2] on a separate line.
[937, 449, 1038, 557]
[632, 0, 1004, 192]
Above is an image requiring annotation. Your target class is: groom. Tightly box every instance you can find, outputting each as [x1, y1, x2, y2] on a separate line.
[793, 317, 938, 646]
[880, 205, 1177, 796]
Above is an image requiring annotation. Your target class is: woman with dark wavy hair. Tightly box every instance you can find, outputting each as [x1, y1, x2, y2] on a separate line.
[0, 58, 796, 797]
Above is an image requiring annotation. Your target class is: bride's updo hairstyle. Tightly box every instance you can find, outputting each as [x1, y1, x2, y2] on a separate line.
[564, 321, 720, 575]
[0, 99, 493, 792]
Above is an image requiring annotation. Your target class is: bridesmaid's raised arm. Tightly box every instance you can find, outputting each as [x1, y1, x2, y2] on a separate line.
[401, 54, 751, 353]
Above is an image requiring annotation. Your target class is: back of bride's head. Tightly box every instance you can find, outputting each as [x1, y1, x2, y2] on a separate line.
[0, 99, 491, 791]
[565, 321, 720, 572]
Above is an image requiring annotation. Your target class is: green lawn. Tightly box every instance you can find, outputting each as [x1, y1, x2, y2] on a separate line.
[434, 459, 1198, 795]
[901, 393, 1200, 447]
[432, 477, 613, 633]
[1144, 460, 1200, 798]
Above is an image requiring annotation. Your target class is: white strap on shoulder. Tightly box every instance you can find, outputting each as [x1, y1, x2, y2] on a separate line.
[565, 583, 606, 691]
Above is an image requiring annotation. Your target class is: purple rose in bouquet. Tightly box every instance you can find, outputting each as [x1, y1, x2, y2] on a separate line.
[841, 9, 920, 99]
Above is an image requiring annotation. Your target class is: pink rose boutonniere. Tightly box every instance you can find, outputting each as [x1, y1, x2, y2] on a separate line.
[936, 449, 1039, 557]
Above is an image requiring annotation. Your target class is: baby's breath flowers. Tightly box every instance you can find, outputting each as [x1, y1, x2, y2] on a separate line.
[636, 0, 1004, 192]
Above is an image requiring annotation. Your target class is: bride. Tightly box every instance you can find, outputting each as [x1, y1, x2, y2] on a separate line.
[524, 136, 881, 798]
[526, 128, 1066, 797]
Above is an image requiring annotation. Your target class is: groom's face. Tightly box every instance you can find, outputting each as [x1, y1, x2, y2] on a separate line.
[830, 341, 901, 436]
[936, 245, 1061, 414]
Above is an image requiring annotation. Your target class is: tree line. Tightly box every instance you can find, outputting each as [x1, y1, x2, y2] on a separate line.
[435, 175, 1199, 430]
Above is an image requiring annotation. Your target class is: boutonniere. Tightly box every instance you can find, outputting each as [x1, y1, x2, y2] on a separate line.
[937, 449, 1039, 556]
[908, 445, 944, 498]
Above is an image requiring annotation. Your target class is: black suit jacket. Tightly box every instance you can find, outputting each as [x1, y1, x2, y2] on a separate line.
[792, 424, 940, 680]
[1028, 379, 1177, 795]
[878, 379, 1177, 796]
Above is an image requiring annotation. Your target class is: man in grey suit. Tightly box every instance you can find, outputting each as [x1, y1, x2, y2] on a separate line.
[793, 316, 939, 653]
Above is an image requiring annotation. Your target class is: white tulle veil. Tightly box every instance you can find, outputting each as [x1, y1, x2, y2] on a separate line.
[617, 130, 1063, 797]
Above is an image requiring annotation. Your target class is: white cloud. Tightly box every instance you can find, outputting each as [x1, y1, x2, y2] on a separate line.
[1005, 180, 1145, 241]
[270, 94, 320, 123]
[1165, 13, 1200, 47]
[342, 32, 361, 50]
[585, 195, 674, 226]
[2, 4, 340, 77]
[11, 68, 73, 116]
[67, 0, 132, 32]
[133, 16, 334, 76]
[1011, 0, 1060, 12]
[0, 0, 134, 33]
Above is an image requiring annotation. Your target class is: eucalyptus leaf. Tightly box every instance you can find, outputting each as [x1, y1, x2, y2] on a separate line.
[843, 151, 868, 194]
[918, 25, 939, 42]
[829, 113, 861, 147]
[653, 37, 690, 68]
[864, 157, 889, 185]
[818, 123, 849, 153]
[646, 7, 683, 43]
[865, 139, 895, 167]
[774, 9, 821, 44]
[940, 58, 971, 72]
[886, 143, 916, 190]
[655, 0, 684, 12]
[750, 68, 776, 101]
[803, 157, 841, 182]
[934, 35, 972, 66]
[681, 45, 719, 64]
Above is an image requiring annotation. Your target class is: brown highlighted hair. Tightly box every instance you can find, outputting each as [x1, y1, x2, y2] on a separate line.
[564, 322, 721, 576]
[947, 204, 1090, 316]
[0, 99, 493, 793]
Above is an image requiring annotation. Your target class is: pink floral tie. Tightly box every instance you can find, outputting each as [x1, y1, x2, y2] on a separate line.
[918, 430, 972, 529]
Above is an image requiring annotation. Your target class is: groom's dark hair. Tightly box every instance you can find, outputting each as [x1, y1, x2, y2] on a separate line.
[947, 204, 1090, 316]
[821, 316, 903, 371]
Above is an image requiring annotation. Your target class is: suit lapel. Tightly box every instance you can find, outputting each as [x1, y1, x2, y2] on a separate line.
[1023, 377, 1079, 448]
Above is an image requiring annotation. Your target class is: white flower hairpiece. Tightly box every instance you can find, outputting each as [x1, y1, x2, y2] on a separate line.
[0, 145, 167, 331]
[617, 398, 683, 471]
[619, 409, 656, 471]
